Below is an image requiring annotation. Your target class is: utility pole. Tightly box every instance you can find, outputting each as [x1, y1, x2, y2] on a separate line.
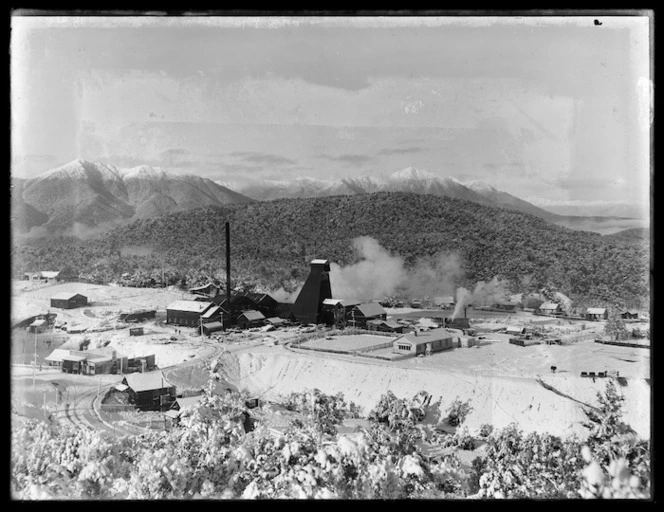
[32, 329, 38, 387]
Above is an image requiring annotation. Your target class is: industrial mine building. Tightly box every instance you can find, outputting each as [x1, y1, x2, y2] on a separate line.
[290, 259, 333, 324]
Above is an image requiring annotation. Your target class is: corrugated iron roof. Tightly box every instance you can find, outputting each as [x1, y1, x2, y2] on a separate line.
[265, 317, 285, 325]
[367, 319, 401, 329]
[45, 349, 72, 362]
[201, 305, 223, 319]
[539, 302, 560, 310]
[175, 395, 203, 411]
[166, 300, 213, 314]
[40, 271, 60, 279]
[586, 307, 607, 315]
[123, 371, 174, 393]
[354, 303, 386, 317]
[88, 356, 112, 364]
[394, 329, 454, 346]
[62, 354, 87, 362]
[239, 310, 265, 322]
[311, 259, 330, 266]
[51, 292, 86, 301]
[202, 321, 224, 332]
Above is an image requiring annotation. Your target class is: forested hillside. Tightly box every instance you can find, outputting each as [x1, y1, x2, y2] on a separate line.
[12, 192, 650, 309]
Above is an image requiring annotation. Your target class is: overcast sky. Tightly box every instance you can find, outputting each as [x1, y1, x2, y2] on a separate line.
[11, 15, 651, 212]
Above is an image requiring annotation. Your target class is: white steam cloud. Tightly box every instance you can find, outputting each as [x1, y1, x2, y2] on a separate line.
[452, 276, 512, 319]
[329, 236, 464, 302]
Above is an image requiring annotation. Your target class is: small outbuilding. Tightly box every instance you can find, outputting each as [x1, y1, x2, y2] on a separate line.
[27, 318, 49, 334]
[621, 310, 640, 320]
[537, 302, 563, 316]
[366, 319, 404, 334]
[50, 292, 88, 310]
[237, 310, 266, 329]
[392, 329, 455, 356]
[201, 321, 224, 336]
[121, 371, 176, 411]
[129, 327, 144, 336]
[585, 307, 608, 321]
[458, 336, 477, 348]
[264, 317, 286, 328]
[434, 296, 455, 309]
[505, 326, 526, 336]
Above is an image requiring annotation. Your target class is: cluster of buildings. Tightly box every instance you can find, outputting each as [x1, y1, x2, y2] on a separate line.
[44, 348, 156, 376]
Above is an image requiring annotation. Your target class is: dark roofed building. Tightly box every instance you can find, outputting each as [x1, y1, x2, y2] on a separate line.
[122, 371, 176, 411]
[367, 319, 404, 333]
[347, 303, 387, 329]
[237, 310, 266, 329]
[621, 310, 639, 320]
[50, 292, 88, 309]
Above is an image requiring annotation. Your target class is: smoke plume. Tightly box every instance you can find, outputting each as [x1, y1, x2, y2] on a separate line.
[329, 236, 464, 302]
[452, 276, 512, 319]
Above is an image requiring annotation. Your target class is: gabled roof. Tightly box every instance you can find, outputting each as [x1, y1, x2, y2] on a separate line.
[166, 300, 213, 314]
[311, 259, 330, 266]
[202, 321, 224, 331]
[40, 271, 60, 279]
[586, 307, 607, 315]
[123, 371, 174, 393]
[539, 302, 560, 310]
[322, 298, 361, 307]
[30, 319, 48, 327]
[354, 303, 387, 317]
[51, 292, 86, 301]
[265, 317, 285, 325]
[201, 305, 224, 319]
[238, 310, 265, 322]
[175, 395, 203, 412]
[45, 349, 72, 363]
[367, 319, 402, 329]
[394, 328, 454, 346]
[62, 354, 87, 362]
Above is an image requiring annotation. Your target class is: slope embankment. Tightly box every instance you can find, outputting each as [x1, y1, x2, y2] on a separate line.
[219, 349, 650, 440]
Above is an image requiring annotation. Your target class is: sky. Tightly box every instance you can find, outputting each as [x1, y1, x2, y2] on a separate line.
[10, 14, 652, 216]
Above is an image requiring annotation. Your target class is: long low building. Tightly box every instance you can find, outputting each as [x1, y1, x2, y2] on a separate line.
[392, 329, 455, 356]
[50, 292, 88, 309]
[166, 300, 214, 326]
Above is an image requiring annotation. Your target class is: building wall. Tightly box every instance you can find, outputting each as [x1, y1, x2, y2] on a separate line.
[166, 309, 202, 326]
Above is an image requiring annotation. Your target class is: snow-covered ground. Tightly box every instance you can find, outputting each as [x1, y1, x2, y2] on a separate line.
[12, 281, 651, 440]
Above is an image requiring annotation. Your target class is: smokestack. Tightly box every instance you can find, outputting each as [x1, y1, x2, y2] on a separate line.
[226, 222, 231, 308]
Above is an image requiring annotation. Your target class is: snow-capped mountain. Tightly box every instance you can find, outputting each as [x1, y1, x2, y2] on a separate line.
[12, 159, 253, 235]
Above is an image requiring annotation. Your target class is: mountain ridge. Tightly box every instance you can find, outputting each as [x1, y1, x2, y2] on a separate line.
[12, 159, 254, 234]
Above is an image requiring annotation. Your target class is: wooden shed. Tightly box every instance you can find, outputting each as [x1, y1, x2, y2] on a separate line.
[201, 321, 224, 336]
[392, 329, 455, 356]
[50, 292, 88, 310]
[537, 302, 563, 316]
[585, 307, 608, 321]
[366, 319, 404, 334]
[237, 310, 266, 329]
[621, 310, 639, 320]
[347, 303, 387, 329]
[122, 371, 176, 411]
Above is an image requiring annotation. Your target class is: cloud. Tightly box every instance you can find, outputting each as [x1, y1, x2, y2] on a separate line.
[377, 146, 426, 155]
[229, 151, 298, 166]
[317, 153, 373, 165]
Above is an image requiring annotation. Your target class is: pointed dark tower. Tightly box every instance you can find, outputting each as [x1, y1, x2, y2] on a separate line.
[290, 259, 332, 324]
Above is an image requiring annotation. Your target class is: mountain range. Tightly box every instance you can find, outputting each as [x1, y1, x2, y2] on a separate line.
[226, 167, 646, 234]
[11, 159, 253, 234]
[11, 160, 647, 237]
